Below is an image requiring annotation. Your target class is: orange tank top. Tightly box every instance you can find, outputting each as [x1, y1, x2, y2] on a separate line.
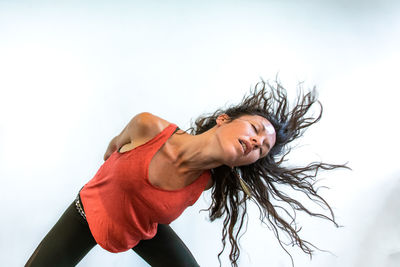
[80, 123, 211, 252]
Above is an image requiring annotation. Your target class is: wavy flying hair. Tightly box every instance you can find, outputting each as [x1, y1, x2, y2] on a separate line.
[188, 79, 349, 267]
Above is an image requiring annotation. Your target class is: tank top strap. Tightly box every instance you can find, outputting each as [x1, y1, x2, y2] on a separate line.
[143, 123, 179, 154]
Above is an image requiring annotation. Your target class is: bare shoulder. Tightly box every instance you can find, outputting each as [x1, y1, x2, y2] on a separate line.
[129, 112, 171, 141]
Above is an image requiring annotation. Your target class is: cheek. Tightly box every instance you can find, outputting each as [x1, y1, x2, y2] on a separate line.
[219, 137, 238, 159]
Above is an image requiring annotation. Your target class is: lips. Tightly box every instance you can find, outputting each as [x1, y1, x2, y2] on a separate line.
[239, 139, 251, 155]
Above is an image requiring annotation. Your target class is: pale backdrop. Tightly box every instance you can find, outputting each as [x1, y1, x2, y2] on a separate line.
[1, 1, 400, 266]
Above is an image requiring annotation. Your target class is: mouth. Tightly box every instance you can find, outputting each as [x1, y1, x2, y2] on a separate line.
[239, 139, 250, 155]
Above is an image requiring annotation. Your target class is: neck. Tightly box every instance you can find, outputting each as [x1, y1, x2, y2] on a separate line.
[165, 128, 223, 175]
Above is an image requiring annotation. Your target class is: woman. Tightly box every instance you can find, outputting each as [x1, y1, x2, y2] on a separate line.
[26, 80, 347, 267]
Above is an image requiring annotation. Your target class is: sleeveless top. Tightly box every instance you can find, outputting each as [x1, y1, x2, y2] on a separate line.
[80, 123, 211, 252]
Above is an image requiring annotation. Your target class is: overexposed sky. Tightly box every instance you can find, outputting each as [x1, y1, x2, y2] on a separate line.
[1, 1, 400, 266]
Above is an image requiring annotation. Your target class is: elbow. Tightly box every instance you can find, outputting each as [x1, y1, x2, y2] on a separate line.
[128, 112, 157, 134]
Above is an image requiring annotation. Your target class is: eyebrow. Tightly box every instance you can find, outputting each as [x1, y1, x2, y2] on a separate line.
[261, 123, 266, 132]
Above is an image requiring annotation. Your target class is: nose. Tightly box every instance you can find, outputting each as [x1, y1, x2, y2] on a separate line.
[251, 136, 262, 149]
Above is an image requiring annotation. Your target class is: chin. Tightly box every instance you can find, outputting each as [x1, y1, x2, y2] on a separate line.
[236, 158, 258, 167]
[234, 162, 249, 167]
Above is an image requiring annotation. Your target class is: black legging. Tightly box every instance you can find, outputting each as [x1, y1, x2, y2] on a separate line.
[25, 200, 200, 267]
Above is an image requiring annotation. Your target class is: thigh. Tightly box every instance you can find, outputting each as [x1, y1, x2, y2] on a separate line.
[132, 224, 200, 267]
[25, 201, 97, 267]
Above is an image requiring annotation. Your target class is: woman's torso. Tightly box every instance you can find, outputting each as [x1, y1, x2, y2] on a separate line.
[80, 116, 211, 252]
[118, 118, 206, 191]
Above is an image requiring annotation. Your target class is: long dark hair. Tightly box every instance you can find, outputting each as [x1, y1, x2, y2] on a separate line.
[189, 79, 349, 266]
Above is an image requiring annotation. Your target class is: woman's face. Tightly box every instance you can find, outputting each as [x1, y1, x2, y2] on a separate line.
[214, 114, 276, 167]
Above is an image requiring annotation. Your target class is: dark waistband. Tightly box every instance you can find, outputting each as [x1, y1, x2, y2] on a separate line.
[75, 189, 87, 221]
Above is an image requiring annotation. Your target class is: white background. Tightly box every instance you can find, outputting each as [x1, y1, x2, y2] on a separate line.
[1, 1, 400, 266]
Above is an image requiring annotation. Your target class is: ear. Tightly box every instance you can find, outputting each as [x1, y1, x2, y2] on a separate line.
[216, 114, 230, 126]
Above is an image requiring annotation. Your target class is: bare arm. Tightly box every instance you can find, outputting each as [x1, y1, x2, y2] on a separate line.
[103, 112, 169, 161]
[103, 117, 135, 161]
[103, 136, 119, 161]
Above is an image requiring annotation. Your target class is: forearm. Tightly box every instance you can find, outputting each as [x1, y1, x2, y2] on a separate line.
[103, 126, 133, 161]
[103, 113, 151, 161]
[103, 136, 119, 161]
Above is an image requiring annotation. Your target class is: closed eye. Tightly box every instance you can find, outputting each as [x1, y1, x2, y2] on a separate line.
[251, 124, 263, 155]
[251, 124, 258, 133]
